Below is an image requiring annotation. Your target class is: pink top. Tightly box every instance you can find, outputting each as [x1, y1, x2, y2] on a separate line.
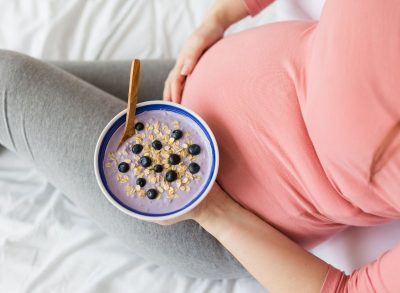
[242, 0, 273, 16]
[181, 0, 400, 292]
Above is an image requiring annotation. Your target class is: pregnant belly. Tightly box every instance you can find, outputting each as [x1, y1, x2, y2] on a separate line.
[180, 30, 346, 249]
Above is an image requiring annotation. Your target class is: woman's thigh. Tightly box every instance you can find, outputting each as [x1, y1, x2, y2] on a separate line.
[50, 60, 175, 102]
[0, 50, 247, 279]
[304, 0, 400, 214]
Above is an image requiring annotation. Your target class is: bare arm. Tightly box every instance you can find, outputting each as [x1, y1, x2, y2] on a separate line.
[196, 185, 329, 293]
[208, 0, 250, 30]
[157, 182, 400, 292]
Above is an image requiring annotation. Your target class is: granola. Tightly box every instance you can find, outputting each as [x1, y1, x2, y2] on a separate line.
[106, 118, 203, 201]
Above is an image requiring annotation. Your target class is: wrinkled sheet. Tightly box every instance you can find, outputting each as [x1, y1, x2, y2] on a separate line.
[0, 0, 324, 60]
[0, 148, 266, 293]
[1, 1, 400, 292]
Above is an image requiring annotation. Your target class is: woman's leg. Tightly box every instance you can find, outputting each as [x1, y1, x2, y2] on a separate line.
[0, 50, 247, 279]
[49, 60, 174, 102]
[304, 0, 400, 216]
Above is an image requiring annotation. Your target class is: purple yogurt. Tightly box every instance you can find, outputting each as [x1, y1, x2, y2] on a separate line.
[102, 109, 212, 215]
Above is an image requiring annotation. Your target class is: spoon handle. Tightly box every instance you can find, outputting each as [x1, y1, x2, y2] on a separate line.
[118, 59, 141, 148]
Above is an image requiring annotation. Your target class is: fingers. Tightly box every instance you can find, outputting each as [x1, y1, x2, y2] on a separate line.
[151, 219, 175, 225]
[163, 29, 218, 103]
[171, 71, 185, 103]
[180, 34, 207, 76]
[163, 52, 201, 103]
[163, 60, 186, 103]
[163, 72, 172, 102]
[180, 59, 195, 76]
[149, 212, 192, 225]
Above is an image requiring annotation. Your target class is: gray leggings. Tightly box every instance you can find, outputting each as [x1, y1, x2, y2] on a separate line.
[0, 50, 247, 279]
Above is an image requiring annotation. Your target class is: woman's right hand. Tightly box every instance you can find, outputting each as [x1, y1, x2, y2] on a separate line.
[163, 18, 225, 104]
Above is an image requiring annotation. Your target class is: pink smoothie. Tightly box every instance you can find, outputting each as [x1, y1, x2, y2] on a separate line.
[103, 109, 212, 214]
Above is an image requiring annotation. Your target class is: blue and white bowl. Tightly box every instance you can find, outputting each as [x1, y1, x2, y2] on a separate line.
[94, 101, 219, 221]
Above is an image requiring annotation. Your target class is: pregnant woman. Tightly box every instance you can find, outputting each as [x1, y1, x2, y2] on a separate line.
[1, 0, 399, 292]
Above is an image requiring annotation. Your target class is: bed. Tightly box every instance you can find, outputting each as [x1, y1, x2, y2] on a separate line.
[1, 1, 400, 292]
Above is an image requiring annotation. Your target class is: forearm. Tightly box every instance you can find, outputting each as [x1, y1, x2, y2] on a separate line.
[203, 0, 249, 31]
[196, 194, 329, 293]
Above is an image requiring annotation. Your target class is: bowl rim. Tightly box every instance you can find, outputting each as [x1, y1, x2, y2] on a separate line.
[94, 100, 219, 221]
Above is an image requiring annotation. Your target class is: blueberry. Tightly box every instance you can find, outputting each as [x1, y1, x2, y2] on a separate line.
[188, 162, 200, 174]
[188, 144, 201, 155]
[152, 140, 162, 150]
[165, 170, 178, 182]
[132, 144, 143, 154]
[136, 178, 146, 187]
[135, 122, 144, 131]
[153, 164, 163, 173]
[139, 156, 152, 168]
[146, 189, 158, 200]
[168, 154, 181, 165]
[171, 129, 183, 140]
[118, 162, 130, 173]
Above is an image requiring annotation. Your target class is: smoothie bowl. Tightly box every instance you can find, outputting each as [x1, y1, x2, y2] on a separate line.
[94, 101, 219, 221]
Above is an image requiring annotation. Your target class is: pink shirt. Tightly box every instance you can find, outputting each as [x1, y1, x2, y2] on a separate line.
[181, 0, 400, 292]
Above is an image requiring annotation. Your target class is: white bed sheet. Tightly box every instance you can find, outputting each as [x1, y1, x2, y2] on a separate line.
[1, 1, 400, 292]
[0, 0, 324, 61]
[0, 0, 271, 60]
[0, 148, 266, 293]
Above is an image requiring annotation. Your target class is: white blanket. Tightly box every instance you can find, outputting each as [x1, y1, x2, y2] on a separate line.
[0, 0, 324, 60]
[0, 149, 266, 293]
[1, 1, 400, 292]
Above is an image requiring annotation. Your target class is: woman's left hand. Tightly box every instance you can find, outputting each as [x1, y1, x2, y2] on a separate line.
[148, 181, 231, 226]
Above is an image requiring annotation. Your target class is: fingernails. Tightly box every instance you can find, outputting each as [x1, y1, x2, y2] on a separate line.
[181, 63, 189, 75]
[163, 92, 170, 101]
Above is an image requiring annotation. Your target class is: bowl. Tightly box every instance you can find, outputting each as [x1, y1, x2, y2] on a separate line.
[94, 100, 219, 221]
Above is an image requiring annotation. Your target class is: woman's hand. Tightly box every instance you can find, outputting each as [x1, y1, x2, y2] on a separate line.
[163, 0, 251, 103]
[151, 180, 329, 293]
[163, 18, 225, 104]
[150, 181, 231, 226]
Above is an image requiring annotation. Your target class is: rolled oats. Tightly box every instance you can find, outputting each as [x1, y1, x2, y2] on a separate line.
[108, 117, 204, 201]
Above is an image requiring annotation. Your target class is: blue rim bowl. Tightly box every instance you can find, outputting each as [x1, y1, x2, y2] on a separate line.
[94, 100, 219, 221]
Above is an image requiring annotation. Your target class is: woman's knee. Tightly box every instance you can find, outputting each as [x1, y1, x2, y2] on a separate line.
[0, 50, 34, 151]
[0, 50, 38, 86]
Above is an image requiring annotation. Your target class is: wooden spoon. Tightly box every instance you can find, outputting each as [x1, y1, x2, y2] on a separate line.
[118, 59, 141, 149]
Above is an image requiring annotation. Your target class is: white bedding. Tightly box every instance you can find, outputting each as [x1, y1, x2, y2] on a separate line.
[0, 0, 324, 61]
[1, 1, 400, 292]
[0, 148, 266, 293]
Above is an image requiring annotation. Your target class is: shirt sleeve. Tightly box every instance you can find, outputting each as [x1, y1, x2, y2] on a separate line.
[320, 242, 400, 292]
[242, 0, 274, 16]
